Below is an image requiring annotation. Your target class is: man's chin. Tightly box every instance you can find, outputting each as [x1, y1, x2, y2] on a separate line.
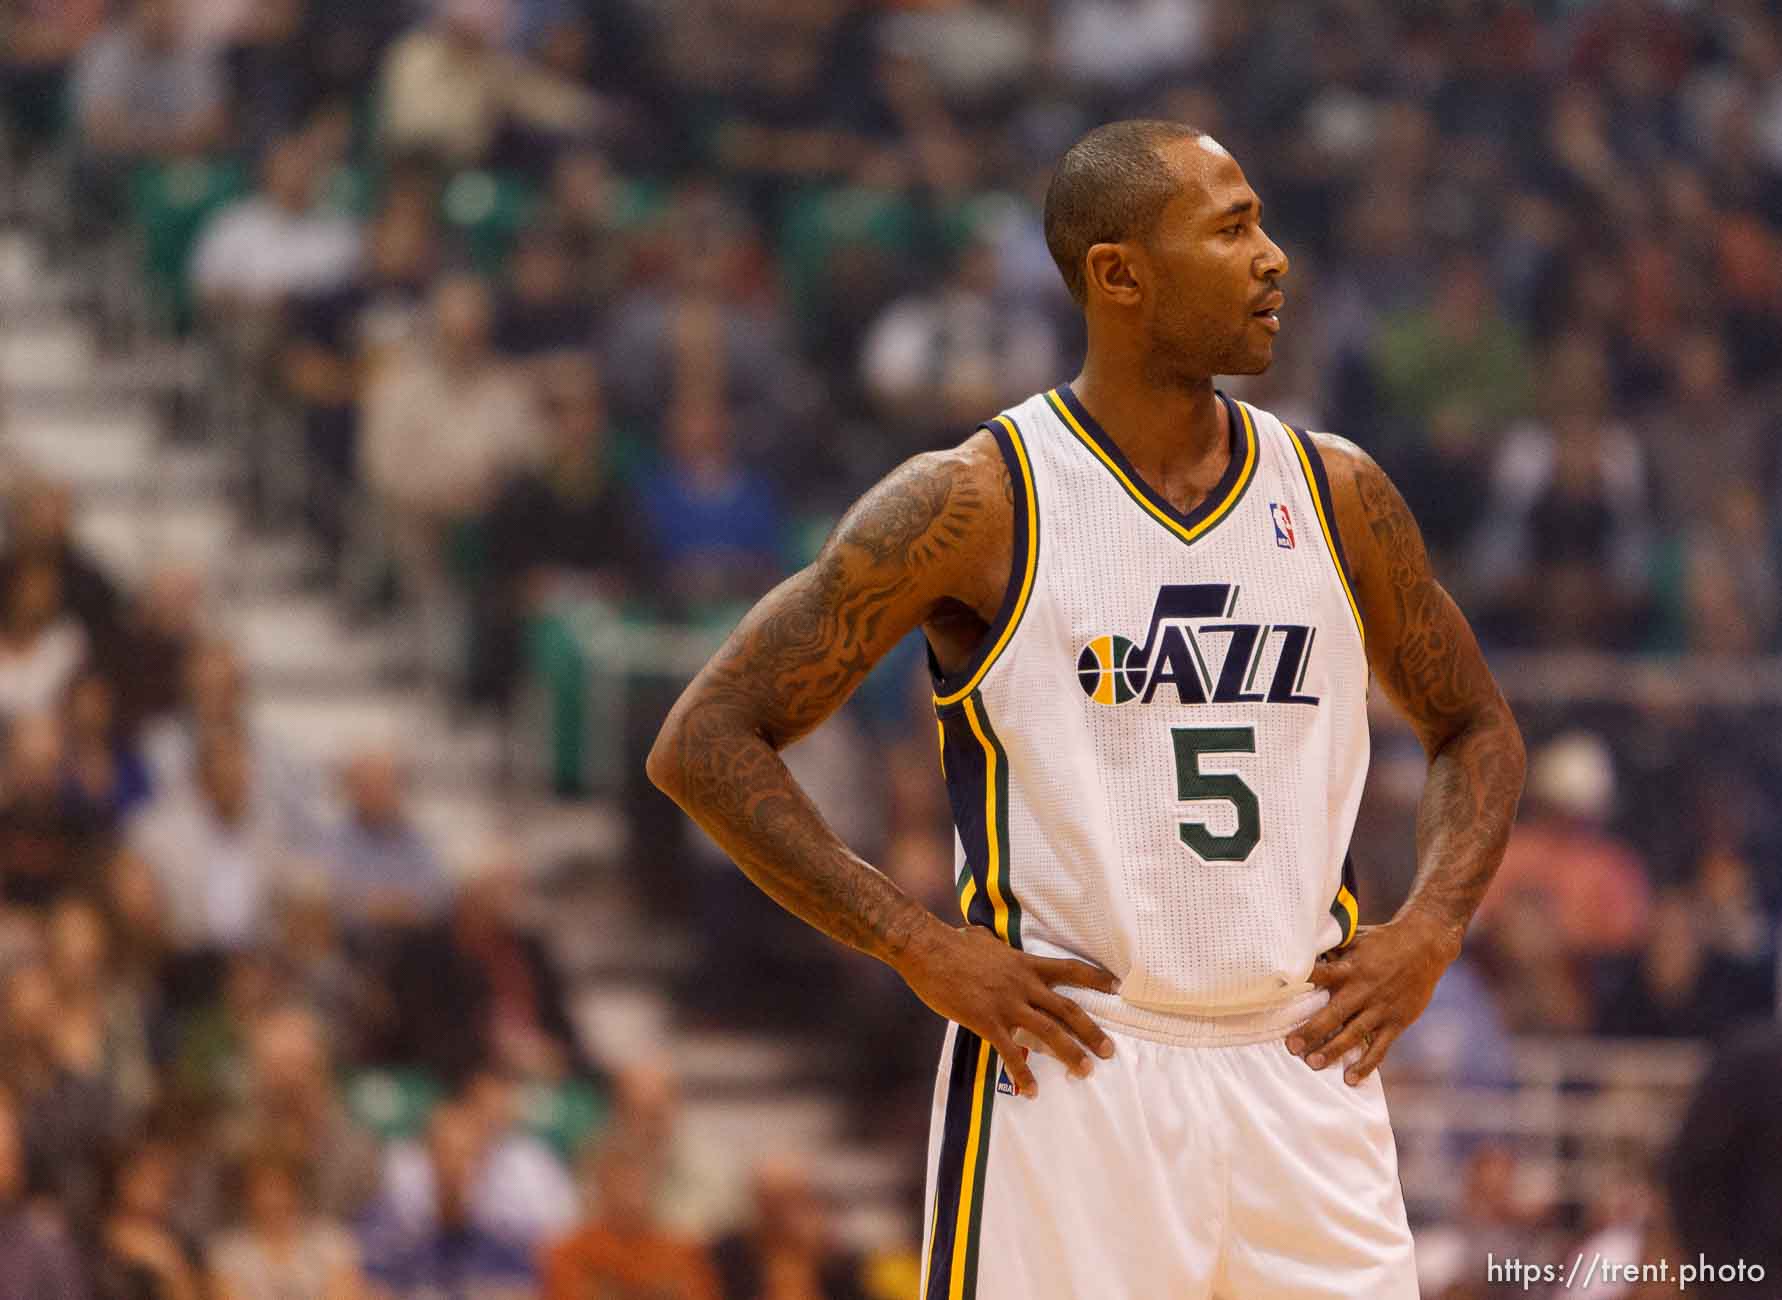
[1223, 347, 1275, 378]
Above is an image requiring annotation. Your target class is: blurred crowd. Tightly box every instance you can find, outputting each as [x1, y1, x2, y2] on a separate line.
[0, 485, 917, 1296]
[5, 0, 1782, 1295]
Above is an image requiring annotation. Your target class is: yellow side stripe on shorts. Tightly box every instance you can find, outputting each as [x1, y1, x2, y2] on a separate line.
[948, 1041, 994, 1300]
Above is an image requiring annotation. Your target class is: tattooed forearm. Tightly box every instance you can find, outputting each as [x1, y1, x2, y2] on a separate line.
[1404, 715, 1526, 940]
[1319, 435, 1527, 941]
[647, 441, 1008, 965]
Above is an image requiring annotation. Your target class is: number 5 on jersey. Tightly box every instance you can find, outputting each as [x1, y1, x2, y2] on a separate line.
[1171, 726, 1260, 862]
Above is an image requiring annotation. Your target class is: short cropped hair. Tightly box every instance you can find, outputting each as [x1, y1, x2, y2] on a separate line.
[1044, 120, 1204, 308]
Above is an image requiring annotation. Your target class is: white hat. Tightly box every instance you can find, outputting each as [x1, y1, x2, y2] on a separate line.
[1530, 730, 1615, 822]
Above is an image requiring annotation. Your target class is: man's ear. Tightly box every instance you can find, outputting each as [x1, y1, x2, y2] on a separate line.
[1083, 242, 1144, 307]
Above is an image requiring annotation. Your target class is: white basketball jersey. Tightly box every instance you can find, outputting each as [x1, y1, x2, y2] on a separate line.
[931, 385, 1369, 1015]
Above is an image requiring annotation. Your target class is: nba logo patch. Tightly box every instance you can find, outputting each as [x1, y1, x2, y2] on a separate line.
[995, 1066, 1016, 1097]
[1270, 502, 1296, 549]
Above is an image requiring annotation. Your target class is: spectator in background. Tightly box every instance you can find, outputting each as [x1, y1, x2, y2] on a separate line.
[542, 1132, 722, 1300]
[361, 273, 543, 679]
[1474, 888, 1595, 1036]
[0, 557, 88, 729]
[1656, 1026, 1782, 1292]
[205, 1146, 366, 1300]
[384, 847, 587, 1085]
[492, 220, 597, 362]
[140, 640, 323, 843]
[217, 1003, 381, 1227]
[106, 568, 204, 741]
[269, 874, 386, 1059]
[2, 955, 117, 1245]
[0, 479, 123, 653]
[377, 0, 599, 171]
[127, 724, 310, 954]
[44, 897, 157, 1140]
[71, 0, 227, 168]
[542, 145, 641, 306]
[282, 177, 442, 574]
[1597, 890, 1772, 1039]
[189, 127, 362, 326]
[362, 274, 544, 533]
[472, 353, 654, 708]
[1371, 251, 1533, 460]
[638, 388, 785, 617]
[601, 187, 800, 469]
[97, 850, 173, 1044]
[377, 1070, 577, 1256]
[604, 1059, 743, 1241]
[861, 235, 1063, 454]
[214, 0, 314, 158]
[1468, 332, 1654, 648]
[0, 1085, 88, 1300]
[1414, 1144, 1559, 1299]
[92, 1132, 204, 1300]
[1636, 326, 1778, 530]
[61, 673, 154, 830]
[1474, 731, 1652, 960]
[325, 747, 450, 932]
[1678, 485, 1779, 654]
[360, 1101, 535, 1297]
[713, 1157, 870, 1300]
[0, 714, 106, 909]
[0, 0, 107, 164]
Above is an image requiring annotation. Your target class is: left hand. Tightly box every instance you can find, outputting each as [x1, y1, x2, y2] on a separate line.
[1285, 908, 1462, 1086]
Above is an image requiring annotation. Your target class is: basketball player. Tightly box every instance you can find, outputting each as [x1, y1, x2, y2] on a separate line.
[648, 120, 1526, 1298]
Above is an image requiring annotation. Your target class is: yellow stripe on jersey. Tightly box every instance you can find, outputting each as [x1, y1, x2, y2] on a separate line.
[934, 415, 1039, 708]
[948, 1043, 994, 1300]
[1044, 388, 1257, 547]
[1282, 423, 1366, 646]
[1334, 884, 1359, 947]
[957, 875, 978, 923]
[962, 694, 1013, 946]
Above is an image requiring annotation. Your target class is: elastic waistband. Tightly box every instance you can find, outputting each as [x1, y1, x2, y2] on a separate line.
[1057, 985, 1330, 1048]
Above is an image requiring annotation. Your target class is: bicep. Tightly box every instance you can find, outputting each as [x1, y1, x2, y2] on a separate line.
[1322, 435, 1506, 752]
[665, 445, 999, 752]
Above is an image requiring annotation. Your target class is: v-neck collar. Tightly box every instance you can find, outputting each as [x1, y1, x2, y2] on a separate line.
[1047, 383, 1257, 546]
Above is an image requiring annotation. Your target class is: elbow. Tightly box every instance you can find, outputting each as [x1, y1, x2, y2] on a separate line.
[645, 724, 683, 799]
[1498, 700, 1528, 783]
[1484, 700, 1529, 811]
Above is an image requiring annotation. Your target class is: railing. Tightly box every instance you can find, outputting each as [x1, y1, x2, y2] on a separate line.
[1388, 1038, 1710, 1226]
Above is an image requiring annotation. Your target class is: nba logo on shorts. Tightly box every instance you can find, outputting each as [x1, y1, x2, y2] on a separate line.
[1270, 502, 1296, 549]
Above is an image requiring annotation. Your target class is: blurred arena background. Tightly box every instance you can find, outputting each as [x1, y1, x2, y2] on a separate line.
[1, 0, 1780, 1296]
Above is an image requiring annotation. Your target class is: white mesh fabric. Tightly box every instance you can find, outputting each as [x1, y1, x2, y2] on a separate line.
[959, 390, 1370, 1015]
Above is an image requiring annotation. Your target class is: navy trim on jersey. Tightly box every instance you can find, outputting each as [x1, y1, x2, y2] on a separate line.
[929, 415, 1038, 700]
[1281, 423, 1360, 609]
[937, 690, 1023, 948]
[1053, 383, 1251, 535]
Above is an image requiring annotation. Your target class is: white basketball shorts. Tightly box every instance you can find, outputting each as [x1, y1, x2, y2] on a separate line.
[917, 988, 1418, 1299]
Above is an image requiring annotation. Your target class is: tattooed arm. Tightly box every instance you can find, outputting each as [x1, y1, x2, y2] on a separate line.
[1286, 436, 1527, 1084]
[647, 433, 1117, 1096]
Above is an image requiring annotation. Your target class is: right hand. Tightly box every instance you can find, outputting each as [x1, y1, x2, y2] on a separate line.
[896, 923, 1119, 1098]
